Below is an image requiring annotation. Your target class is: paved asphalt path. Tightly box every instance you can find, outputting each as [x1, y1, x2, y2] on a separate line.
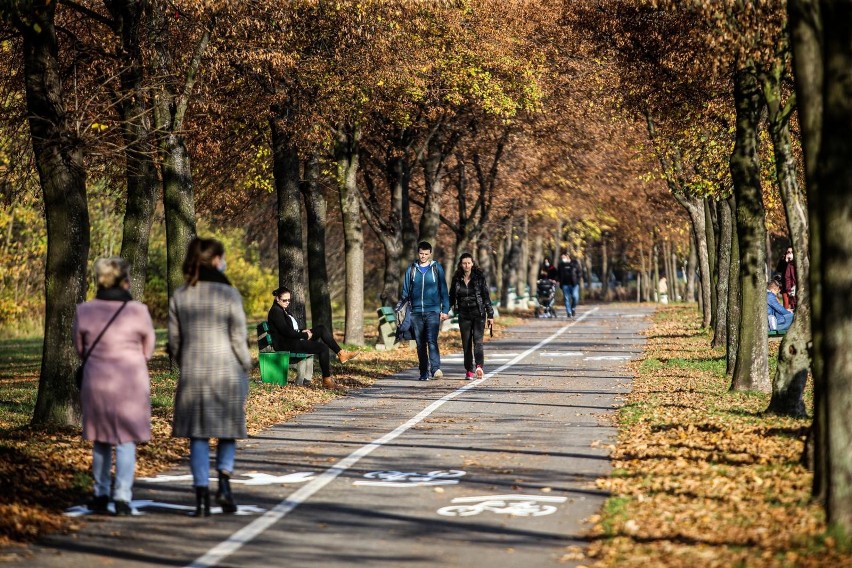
[19, 303, 653, 567]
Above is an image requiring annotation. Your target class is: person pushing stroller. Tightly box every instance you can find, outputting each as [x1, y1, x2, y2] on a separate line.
[535, 269, 558, 318]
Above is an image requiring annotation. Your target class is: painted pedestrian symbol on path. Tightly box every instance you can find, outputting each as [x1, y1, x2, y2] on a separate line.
[354, 470, 466, 487]
[437, 494, 567, 517]
[64, 500, 267, 517]
[137, 471, 316, 485]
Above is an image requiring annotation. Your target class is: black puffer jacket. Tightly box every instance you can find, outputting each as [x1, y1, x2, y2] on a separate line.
[449, 271, 494, 319]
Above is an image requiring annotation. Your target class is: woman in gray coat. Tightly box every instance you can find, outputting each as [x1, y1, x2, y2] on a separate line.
[169, 237, 252, 517]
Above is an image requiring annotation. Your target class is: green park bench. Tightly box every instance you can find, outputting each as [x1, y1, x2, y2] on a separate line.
[768, 329, 787, 338]
[256, 321, 314, 385]
[375, 306, 417, 350]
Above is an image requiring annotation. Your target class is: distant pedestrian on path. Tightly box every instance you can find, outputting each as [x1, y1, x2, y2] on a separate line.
[557, 252, 581, 317]
[73, 257, 155, 516]
[401, 241, 450, 381]
[268, 286, 357, 389]
[168, 237, 252, 517]
[449, 253, 495, 379]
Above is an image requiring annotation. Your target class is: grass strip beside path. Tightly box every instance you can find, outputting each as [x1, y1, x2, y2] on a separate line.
[586, 305, 845, 567]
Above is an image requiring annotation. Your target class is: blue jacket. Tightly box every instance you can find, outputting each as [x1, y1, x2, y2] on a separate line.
[401, 261, 450, 315]
[767, 291, 792, 330]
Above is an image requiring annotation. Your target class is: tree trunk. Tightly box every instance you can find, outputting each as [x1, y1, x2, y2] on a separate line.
[419, 131, 447, 248]
[149, 3, 210, 299]
[687, 232, 697, 303]
[705, 199, 719, 328]
[107, 0, 158, 300]
[652, 240, 659, 301]
[301, 154, 332, 332]
[763, 56, 812, 417]
[788, 0, 824, 492]
[726, 195, 742, 376]
[814, 1, 852, 532]
[712, 197, 732, 348]
[530, 234, 543, 300]
[602, 238, 610, 297]
[554, 219, 563, 259]
[335, 125, 364, 345]
[271, 118, 307, 327]
[16, 4, 89, 427]
[730, 64, 769, 393]
[677, 196, 712, 326]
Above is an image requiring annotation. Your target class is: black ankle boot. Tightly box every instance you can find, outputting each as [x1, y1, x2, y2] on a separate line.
[193, 486, 210, 517]
[216, 470, 237, 514]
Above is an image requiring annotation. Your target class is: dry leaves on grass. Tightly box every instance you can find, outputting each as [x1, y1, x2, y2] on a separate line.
[586, 305, 844, 567]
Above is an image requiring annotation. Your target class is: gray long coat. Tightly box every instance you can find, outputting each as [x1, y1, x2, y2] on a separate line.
[168, 280, 252, 439]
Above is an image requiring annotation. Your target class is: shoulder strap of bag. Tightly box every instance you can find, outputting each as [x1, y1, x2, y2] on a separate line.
[80, 301, 129, 365]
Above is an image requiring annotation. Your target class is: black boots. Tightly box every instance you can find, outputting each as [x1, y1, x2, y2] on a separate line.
[216, 470, 237, 514]
[193, 486, 211, 517]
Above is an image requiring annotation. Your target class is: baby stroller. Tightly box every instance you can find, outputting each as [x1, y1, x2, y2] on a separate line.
[535, 277, 557, 318]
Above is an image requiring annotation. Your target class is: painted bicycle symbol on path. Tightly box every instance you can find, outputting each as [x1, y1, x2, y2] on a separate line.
[354, 470, 466, 487]
[437, 494, 567, 517]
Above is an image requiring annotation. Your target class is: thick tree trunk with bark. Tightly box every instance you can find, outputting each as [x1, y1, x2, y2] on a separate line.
[530, 234, 543, 297]
[271, 118, 307, 326]
[713, 198, 732, 348]
[107, 0, 158, 300]
[762, 57, 812, 417]
[15, 4, 89, 426]
[726, 196, 742, 376]
[687, 233, 697, 303]
[814, 1, 852, 532]
[301, 154, 332, 332]
[336, 125, 365, 345]
[678, 196, 712, 326]
[730, 65, 769, 393]
[788, 0, 824, 492]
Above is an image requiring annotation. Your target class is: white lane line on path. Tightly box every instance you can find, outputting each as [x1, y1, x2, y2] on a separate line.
[187, 308, 599, 568]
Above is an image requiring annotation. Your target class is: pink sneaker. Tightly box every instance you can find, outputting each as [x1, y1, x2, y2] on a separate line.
[475, 366, 484, 378]
[465, 371, 474, 380]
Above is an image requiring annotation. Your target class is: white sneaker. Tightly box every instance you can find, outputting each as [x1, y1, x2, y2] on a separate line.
[433, 369, 443, 379]
[475, 366, 484, 378]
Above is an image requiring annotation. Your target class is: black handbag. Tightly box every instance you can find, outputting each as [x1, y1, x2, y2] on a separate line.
[76, 301, 128, 389]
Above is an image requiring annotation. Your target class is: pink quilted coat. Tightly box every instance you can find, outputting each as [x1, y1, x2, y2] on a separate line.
[73, 299, 156, 444]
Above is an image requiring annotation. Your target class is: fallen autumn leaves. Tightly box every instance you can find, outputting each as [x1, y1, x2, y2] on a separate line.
[586, 305, 844, 567]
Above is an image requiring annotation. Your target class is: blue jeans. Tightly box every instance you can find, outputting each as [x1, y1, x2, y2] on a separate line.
[93, 441, 136, 503]
[562, 284, 579, 315]
[190, 438, 236, 487]
[411, 311, 441, 378]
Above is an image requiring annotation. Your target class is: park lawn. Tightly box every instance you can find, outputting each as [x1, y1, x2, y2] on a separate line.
[583, 304, 847, 567]
[0, 315, 488, 550]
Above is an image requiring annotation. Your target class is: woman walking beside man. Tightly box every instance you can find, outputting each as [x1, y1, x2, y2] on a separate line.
[449, 253, 495, 379]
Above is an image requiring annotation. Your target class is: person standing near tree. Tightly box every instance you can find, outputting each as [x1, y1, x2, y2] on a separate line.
[775, 246, 798, 310]
[401, 241, 450, 381]
[168, 237, 252, 518]
[449, 253, 495, 379]
[74, 257, 155, 516]
[557, 252, 582, 317]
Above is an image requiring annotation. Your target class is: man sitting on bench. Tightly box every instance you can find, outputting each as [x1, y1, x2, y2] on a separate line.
[767, 278, 794, 333]
[268, 286, 356, 389]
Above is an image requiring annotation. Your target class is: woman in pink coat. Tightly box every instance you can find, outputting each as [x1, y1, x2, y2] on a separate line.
[73, 257, 155, 516]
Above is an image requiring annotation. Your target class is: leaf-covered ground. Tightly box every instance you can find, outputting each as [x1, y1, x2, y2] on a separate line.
[584, 305, 847, 567]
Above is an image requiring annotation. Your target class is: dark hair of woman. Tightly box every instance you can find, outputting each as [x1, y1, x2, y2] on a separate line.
[453, 252, 483, 282]
[272, 286, 291, 298]
[183, 237, 225, 286]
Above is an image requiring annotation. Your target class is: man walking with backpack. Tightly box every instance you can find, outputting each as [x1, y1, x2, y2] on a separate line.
[401, 241, 450, 381]
[557, 252, 582, 317]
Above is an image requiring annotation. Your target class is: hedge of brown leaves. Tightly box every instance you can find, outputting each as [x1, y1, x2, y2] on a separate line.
[583, 305, 847, 567]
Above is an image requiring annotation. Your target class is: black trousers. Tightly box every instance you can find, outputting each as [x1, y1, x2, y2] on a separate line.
[458, 312, 485, 373]
[278, 325, 341, 378]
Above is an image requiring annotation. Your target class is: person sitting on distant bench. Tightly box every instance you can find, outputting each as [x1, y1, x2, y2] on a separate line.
[767, 279, 794, 332]
[268, 286, 356, 389]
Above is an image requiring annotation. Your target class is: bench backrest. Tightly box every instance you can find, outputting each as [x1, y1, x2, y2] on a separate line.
[377, 306, 396, 324]
[257, 321, 274, 351]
